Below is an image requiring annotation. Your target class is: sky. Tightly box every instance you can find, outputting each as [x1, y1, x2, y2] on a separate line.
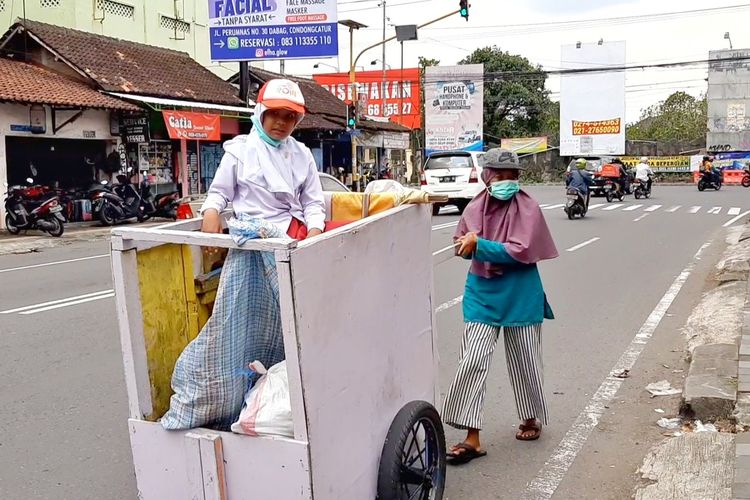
[220, 0, 750, 124]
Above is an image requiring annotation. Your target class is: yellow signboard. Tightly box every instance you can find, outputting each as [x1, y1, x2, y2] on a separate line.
[619, 156, 692, 172]
[500, 137, 548, 154]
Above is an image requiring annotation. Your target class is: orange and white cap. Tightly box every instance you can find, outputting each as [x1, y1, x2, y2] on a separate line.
[256, 79, 306, 115]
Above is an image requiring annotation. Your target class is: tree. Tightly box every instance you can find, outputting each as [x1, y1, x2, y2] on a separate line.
[459, 46, 553, 141]
[627, 92, 707, 144]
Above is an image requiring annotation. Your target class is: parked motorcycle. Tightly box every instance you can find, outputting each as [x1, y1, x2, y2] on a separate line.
[564, 187, 589, 220]
[698, 169, 723, 192]
[4, 178, 65, 237]
[139, 179, 180, 220]
[633, 177, 652, 199]
[92, 171, 149, 226]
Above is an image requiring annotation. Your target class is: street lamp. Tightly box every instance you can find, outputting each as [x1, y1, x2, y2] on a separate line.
[339, 19, 368, 191]
[370, 59, 391, 69]
[313, 62, 339, 71]
[725, 32, 733, 50]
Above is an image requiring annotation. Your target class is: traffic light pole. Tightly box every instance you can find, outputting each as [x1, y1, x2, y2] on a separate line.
[347, 8, 462, 191]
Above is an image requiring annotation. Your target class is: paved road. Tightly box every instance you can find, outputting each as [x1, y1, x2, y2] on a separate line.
[0, 185, 745, 499]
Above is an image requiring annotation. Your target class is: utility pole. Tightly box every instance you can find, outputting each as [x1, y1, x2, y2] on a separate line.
[381, 1, 387, 120]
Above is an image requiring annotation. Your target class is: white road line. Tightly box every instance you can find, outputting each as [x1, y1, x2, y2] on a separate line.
[724, 210, 750, 228]
[435, 295, 463, 313]
[728, 207, 742, 216]
[543, 204, 565, 210]
[566, 237, 600, 252]
[0, 289, 114, 315]
[601, 204, 623, 211]
[587, 204, 605, 210]
[622, 204, 643, 212]
[0, 254, 108, 274]
[431, 221, 459, 231]
[666, 206, 682, 213]
[644, 205, 662, 212]
[689, 206, 701, 214]
[521, 239, 713, 500]
[20, 293, 115, 315]
[633, 213, 650, 222]
[707, 207, 722, 215]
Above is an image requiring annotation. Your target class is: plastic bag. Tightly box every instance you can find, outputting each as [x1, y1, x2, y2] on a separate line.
[231, 361, 294, 438]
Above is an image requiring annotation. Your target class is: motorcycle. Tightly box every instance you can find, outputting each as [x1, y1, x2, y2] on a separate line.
[633, 177, 652, 199]
[742, 167, 750, 188]
[603, 178, 625, 203]
[564, 187, 589, 220]
[697, 169, 723, 191]
[4, 178, 65, 237]
[92, 171, 149, 226]
[139, 179, 180, 220]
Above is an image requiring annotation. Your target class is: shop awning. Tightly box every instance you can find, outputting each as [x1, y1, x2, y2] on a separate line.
[105, 92, 255, 115]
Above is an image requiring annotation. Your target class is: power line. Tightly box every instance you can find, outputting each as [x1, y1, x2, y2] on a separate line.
[340, 0, 430, 13]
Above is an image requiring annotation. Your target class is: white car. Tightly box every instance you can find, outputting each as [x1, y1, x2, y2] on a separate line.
[420, 151, 486, 215]
[318, 172, 350, 192]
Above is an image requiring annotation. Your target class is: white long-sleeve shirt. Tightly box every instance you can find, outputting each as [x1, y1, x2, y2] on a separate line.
[201, 132, 326, 232]
[635, 162, 654, 181]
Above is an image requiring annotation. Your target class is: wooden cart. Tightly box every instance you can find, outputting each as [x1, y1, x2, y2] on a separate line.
[111, 199, 447, 500]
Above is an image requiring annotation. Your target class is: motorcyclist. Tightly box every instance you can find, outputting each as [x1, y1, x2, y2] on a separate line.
[566, 158, 593, 207]
[635, 157, 654, 192]
[612, 158, 629, 195]
[701, 155, 721, 186]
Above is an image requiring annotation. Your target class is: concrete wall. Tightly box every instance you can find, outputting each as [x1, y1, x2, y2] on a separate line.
[707, 49, 750, 152]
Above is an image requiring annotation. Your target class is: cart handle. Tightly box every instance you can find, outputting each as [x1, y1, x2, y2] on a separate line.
[432, 242, 459, 267]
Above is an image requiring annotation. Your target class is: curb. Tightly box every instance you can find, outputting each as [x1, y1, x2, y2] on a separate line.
[735, 280, 750, 499]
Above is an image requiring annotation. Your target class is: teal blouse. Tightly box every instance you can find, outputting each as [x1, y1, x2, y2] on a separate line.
[462, 238, 554, 327]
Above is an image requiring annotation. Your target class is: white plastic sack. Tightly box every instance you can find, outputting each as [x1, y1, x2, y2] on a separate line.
[231, 361, 294, 438]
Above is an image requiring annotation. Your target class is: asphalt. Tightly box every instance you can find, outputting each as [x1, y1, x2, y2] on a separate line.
[0, 185, 747, 499]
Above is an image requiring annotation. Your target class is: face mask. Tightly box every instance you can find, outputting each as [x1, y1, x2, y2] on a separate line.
[488, 180, 520, 201]
[251, 114, 282, 148]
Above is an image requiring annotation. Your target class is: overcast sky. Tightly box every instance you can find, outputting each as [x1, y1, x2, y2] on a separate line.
[224, 0, 750, 124]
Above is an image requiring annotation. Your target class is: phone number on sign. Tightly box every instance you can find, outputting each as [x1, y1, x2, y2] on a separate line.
[280, 35, 333, 47]
[572, 119, 621, 136]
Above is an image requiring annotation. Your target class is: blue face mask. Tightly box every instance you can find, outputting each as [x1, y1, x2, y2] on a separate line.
[251, 115, 282, 148]
[488, 180, 520, 201]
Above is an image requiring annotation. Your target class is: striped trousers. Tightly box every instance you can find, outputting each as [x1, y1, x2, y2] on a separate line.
[442, 322, 548, 431]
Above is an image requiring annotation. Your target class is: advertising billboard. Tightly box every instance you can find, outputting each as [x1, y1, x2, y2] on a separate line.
[208, 0, 338, 61]
[707, 49, 750, 152]
[313, 69, 421, 129]
[559, 41, 626, 156]
[501, 137, 548, 154]
[424, 64, 484, 155]
[162, 111, 221, 141]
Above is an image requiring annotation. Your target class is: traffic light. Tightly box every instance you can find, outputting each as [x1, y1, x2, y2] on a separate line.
[459, 0, 469, 21]
[347, 103, 357, 129]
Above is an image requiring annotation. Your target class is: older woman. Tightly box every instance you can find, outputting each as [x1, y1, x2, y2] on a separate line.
[442, 148, 558, 465]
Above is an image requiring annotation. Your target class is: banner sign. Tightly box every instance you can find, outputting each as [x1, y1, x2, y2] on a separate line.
[162, 111, 221, 141]
[424, 64, 484, 155]
[121, 115, 150, 144]
[560, 41, 626, 156]
[620, 156, 692, 172]
[208, 0, 338, 61]
[313, 69, 421, 129]
[714, 151, 750, 170]
[501, 137, 548, 154]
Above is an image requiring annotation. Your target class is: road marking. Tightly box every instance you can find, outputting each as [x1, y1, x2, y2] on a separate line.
[431, 221, 458, 231]
[0, 289, 114, 315]
[543, 204, 565, 210]
[622, 204, 642, 211]
[666, 206, 682, 213]
[644, 205, 662, 212]
[601, 204, 622, 211]
[435, 295, 463, 313]
[689, 206, 701, 214]
[633, 213, 650, 222]
[729, 207, 742, 216]
[20, 293, 115, 315]
[566, 237, 600, 252]
[724, 210, 750, 228]
[0, 254, 109, 274]
[522, 239, 713, 500]
[707, 207, 722, 215]
[587, 204, 605, 210]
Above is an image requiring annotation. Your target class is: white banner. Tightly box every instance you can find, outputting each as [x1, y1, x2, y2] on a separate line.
[559, 41, 626, 156]
[425, 64, 484, 155]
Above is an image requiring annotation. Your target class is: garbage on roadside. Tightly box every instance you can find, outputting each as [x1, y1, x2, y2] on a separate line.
[614, 369, 631, 379]
[686, 420, 718, 433]
[232, 360, 294, 438]
[645, 380, 682, 397]
[657, 417, 682, 430]
[654, 408, 665, 414]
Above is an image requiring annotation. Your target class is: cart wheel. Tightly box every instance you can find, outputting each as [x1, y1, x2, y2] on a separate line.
[377, 401, 446, 500]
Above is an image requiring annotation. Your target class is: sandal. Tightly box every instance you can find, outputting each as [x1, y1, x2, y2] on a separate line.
[447, 442, 487, 465]
[516, 420, 542, 441]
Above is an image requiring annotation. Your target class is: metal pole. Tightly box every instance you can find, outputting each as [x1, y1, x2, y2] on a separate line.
[280, 60, 286, 75]
[400, 41, 404, 176]
[349, 26, 359, 191]
[239, 61, 249, 104]
[381, 0, 387, 120]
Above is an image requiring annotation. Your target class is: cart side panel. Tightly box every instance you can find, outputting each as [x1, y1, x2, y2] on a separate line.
[129, 420, 312, 499]
[289, 205, 436, 499]
[136, 243, 201, 420]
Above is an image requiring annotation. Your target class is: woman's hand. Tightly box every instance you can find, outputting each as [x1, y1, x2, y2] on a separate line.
[306, 228, 323, 239]
[201, 209, 223, 256]
[456, 232, 478, 258]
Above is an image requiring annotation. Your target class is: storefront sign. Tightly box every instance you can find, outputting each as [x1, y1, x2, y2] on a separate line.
[313, 69, 421, 129]
[501, 137, 548, 154]
[208, 0, 339, 61]
[162, 111, 221, 141]
[424, 64, 484, 154]
[383, 132, 410, 150]
[121, 115, 150, 144]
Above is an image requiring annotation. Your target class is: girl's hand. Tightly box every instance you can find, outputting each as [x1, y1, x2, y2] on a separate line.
[306, 228, 323, 239]
[457, 232, 478, 258]
[201, 209, 223, 256]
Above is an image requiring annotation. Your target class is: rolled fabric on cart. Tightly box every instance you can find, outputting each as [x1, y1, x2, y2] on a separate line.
[231, 360, 293, 438]
[161, 245, 285, 431]
[227, 213, 291, 245]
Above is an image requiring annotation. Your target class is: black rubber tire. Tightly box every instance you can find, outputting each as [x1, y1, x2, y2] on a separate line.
[618, 193, 624, 202]
[5, 214, 21, 235]
[455, 201, 469, 214]
[567, 209, 575, 220]
[377, 401, 446, 500]
[634, 190, 641, 200]
[698, 181, 706, 192]
[605, 191, 614, 203]
[716, 182, 722, 191]
[46, 217, 64, 237]
[431, 204, 441, 216]
[99, 202, 116, 226]
[742, 177, 750, 188]
[645, 190, 651, 199]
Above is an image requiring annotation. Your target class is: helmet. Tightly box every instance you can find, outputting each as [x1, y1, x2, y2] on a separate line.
[575, 158, 587, 169]
[640, 156, 649, 164]
[256, 79, 306, 115]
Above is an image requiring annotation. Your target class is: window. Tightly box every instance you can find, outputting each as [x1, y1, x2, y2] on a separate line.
[319, 175, 349, 192]
[40, 0, 60, 7]
[97, 0, 135, 19]
[424, 154, 472, 170]
[160, 15, 191, 34]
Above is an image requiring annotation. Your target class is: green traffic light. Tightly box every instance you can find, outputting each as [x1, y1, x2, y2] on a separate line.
[460, 8, 467, 15]
[348, 118, 355, 127]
